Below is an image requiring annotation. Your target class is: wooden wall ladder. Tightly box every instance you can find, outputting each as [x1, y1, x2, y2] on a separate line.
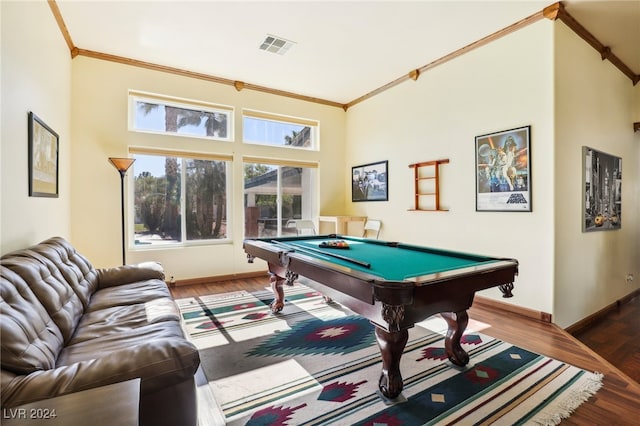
[408, 159, 450, 211]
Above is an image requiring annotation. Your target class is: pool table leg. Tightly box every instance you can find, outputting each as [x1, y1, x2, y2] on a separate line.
[374, 327, 409, 399]
[441, 310, 470, 366]
[268, 264, 298, 314]
[268, 274, 286, 313]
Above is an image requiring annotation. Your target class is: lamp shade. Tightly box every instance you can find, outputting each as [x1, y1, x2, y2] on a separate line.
[108, 157, 135, 172]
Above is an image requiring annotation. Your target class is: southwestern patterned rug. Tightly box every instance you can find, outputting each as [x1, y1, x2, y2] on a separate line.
[177, 285, 602, 425]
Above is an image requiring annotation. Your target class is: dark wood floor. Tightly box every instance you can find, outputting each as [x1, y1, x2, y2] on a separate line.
[571, 294, 640, 384]
[171, 276, 640, 423]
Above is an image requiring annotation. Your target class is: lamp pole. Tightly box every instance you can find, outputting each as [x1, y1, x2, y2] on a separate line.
[108, 157, 136, 265]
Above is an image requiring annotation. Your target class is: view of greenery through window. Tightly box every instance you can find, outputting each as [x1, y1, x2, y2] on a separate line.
[134, 99, 230, 139]
[133, 155, 228, 245]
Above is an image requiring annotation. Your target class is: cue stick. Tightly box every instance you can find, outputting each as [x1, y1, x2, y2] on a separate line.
[271, 240, 371, 269]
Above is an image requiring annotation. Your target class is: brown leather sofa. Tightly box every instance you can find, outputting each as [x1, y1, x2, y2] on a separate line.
[0, 237, 201, 426]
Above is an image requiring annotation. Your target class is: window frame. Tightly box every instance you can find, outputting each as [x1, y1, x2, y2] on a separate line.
[243, 157, 319, 239]
[129, 147, 233, 249]
[242, 109, 319, 151]
[128, 90, 234, 142]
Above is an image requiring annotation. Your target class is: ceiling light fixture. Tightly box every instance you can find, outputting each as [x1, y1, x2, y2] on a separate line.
[259, 34, 296, 55]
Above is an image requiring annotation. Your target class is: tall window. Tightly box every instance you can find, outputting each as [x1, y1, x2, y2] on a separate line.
[244, 160, 317, 238]
[132, 151, 231, 246]
[129, 90, 233, 141]
[243, 110, 318, 150]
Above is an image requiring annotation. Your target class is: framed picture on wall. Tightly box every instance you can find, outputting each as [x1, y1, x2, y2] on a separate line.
[582, 146, 621, 232]
[475, 125, 531, 212]
[28, 112, 59, 197]
[352, 160, 388, 202]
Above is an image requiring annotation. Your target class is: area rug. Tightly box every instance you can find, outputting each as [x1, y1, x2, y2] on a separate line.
[177, 285, 603, 425]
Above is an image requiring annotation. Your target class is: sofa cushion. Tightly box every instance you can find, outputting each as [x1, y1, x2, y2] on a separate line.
[1, 255, 84, 343]
[97, 261, 164, 288]
[86, 279, 172, 312]
[59, 321, 189, 364]
[69, 298, 180, 345]
[56, 321, 200, 395]
[29, 237, 99, 308]
[2, 329, 199, 408]
[0, 267, 64, 374]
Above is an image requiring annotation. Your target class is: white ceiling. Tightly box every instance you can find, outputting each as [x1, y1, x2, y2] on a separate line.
[56, 1, 639, 105]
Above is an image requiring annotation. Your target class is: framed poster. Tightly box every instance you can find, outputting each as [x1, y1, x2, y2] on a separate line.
[582, 146, 621, 232]
[475, 125, 531, 211]
[28, 112, 59, 197]
[352, 160, 388, 202]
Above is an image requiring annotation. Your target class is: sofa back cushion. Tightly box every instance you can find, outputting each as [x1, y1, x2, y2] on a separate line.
[1, 251, 85, 343]
[29, 237, 99, 308]
[0, 266, 63, 374]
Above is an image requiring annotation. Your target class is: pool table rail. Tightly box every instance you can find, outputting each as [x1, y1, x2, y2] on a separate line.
[244, 237, 518, 303]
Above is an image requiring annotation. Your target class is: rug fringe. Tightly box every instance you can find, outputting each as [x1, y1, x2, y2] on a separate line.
[531, 372, 604, 426]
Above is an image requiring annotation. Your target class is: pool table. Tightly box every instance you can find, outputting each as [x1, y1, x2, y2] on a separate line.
[243, 234, 518, 399]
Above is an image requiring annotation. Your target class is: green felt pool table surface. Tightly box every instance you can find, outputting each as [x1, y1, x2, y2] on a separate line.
[269, 235, 501, 281]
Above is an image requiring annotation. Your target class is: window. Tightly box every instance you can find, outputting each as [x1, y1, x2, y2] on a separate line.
[131, 149, 232, 246]
[243, 159, 317, 238]
[129, 90, 233, 141]
[243, 110, 318, 150]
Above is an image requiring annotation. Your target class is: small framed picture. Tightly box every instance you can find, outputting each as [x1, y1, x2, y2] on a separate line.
[475, 126, 531, 212]
[352, 160, 388, 202]
[28, 112, 59, 197]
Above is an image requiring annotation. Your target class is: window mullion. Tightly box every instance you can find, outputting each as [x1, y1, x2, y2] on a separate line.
[180, 159, 187, 242]
[276, 166, 283, 236]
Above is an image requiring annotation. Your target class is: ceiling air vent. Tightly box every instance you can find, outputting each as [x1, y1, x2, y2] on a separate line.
[259, 35, 295, 55]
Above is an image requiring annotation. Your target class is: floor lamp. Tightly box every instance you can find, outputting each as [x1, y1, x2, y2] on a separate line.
[108, 157, 136, 265]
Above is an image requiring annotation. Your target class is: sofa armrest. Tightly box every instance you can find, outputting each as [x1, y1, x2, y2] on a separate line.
[1, 339, 199, 408]
[97, 262, 165, 288]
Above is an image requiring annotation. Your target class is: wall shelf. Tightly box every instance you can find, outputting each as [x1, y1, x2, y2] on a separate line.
[408, 159, 449, 211]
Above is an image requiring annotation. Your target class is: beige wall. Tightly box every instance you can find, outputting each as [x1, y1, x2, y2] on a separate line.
[70, 57, 346, 278]
[345, 21, 556, 314]
[1, 0, 72, 253]
[554, 23, 640, 328]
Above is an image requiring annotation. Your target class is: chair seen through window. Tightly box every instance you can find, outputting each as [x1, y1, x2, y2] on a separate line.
[362, 219, 382, 239]
[294, 220, 316, 236]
